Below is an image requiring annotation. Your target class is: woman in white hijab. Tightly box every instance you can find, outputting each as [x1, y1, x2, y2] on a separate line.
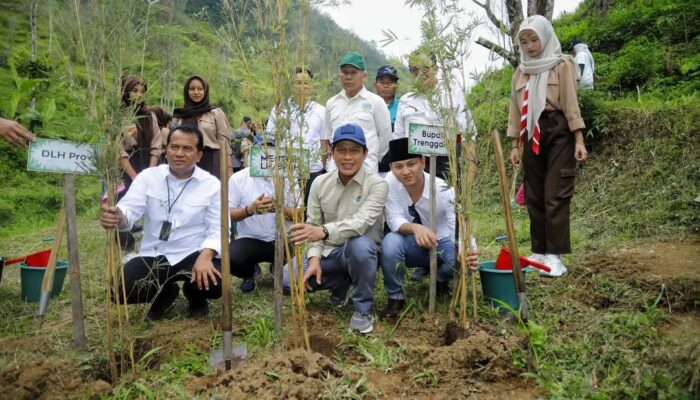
[572, 40, 595, 89]
[506, 15, 588, 277]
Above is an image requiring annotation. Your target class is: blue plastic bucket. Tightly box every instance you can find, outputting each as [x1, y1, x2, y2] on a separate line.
[478, 260, 526, 311]
[20, 261, 69, 303]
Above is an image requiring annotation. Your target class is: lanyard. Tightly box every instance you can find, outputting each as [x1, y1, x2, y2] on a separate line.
[166, 176, 193, 215]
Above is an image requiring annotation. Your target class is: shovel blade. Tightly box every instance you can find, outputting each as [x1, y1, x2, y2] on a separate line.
[210, 343, 247, 372]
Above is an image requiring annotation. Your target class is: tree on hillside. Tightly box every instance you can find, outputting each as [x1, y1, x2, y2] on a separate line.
[472, 0, 554, 66]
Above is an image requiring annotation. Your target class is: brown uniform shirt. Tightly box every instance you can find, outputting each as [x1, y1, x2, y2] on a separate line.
[507, 59, 585, 139]
[120, 112, 161, 158]
[172, 108, 231, 153]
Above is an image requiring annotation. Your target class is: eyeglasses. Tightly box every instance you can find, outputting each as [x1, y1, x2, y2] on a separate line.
[408, 204, 423, 225]
[409, 66, 432, 76]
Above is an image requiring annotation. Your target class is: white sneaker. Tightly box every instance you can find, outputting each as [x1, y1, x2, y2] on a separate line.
[527, 253, 546, 264]
[540, 254, 568, 277]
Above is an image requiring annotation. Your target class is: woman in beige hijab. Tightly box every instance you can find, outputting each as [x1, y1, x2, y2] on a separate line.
[506, 15, 588, 277]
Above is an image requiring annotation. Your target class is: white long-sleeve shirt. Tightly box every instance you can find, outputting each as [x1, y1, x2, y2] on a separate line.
[117, 164, 224, 265]
[384, 171, 455, 241]
[266, 99, 326, 173]
[394, 82, 476, 142]
[228, 167, 299, 242]
[324, 86, 392, 172]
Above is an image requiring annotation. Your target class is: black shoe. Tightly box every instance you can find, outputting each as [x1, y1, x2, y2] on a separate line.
[146, 306, 167, 321]
[329, 284, 351, 308]
[239, 265, 261, 293]
[146, 285, 179, 321]
[187, 299, 209, 318]
[380, 299, 405, 321]
[436, 281, 453, 298]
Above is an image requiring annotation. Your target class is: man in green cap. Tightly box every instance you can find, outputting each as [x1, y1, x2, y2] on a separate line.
[322, 51, 392, 174]
[393, 48, 477, 181]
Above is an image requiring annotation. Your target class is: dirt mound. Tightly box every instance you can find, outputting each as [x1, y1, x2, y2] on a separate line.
[0, 359, 110, 400]
[191, 348, 342, 398]
[578, 238, 700, 311]
[583, 238, 699, 280]
[356, 323, 527, 399]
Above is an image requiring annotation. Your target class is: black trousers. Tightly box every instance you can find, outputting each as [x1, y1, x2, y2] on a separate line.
[113, 251, 222, 310]
[197, 148, 221, 178]
[302, 169, 326, 218]
[523, 110, 576, 255]
[117, 175, 138, 252]
[229, 238, 276, 279]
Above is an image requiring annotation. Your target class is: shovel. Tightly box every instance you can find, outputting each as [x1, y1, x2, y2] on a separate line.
[210, 137, 246, 372]
[495, 246, 551, 273]
[38, 208, 66, 328]
[491, 130, 529, 320]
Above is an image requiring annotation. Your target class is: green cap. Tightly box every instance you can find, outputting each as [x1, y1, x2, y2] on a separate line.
[338, 52, 366, 70]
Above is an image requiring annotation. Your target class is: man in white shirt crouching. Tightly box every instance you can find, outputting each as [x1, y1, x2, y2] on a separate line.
[100, 125, 224, 321]
[228, 135, 300, 293]
[380, 138, 478, 321]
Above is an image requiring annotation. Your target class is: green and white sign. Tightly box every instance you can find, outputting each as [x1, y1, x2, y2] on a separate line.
[249, 146, 310, 179]
[408, 123, 448, 156]
[27, 138, 99, 175]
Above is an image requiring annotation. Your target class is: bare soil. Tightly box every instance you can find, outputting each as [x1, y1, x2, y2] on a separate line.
[186, 307, 536, 399]
[0, 359, 110, 400]
[1, 237, 697, 399]
[575, 237, 700, 312]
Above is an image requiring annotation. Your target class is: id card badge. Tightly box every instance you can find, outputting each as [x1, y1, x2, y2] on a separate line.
[159, 221, 172, 241]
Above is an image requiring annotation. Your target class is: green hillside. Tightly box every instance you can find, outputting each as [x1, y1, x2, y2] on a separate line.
[0, 1, 390, 234]
[469, 0, 700, 246]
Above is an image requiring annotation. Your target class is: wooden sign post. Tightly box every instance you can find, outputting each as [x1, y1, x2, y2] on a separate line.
[27, 138, 95, 350]
[408, 123, 447, 314]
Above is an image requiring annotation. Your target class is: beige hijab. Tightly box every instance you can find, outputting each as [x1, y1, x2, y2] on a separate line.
[518, 15, 579, 140]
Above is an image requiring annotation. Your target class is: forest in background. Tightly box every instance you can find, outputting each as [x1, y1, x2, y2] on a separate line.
[0, 0, 392, 233]
[0, 0, 698, 240]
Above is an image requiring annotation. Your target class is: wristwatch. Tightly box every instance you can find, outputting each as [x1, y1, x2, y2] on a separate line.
[322, 225, 329, 240]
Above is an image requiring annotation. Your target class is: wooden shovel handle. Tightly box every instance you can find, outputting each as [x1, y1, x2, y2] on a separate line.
[41, 207, 66, 293]
[219, 138, 232, 333]
[491, 130, 526, 295]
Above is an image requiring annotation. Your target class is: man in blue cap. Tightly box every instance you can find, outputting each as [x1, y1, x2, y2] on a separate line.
[288, 123, 388, 334]
[323, 52, 392, 174]
[373, 65, 400, 129]
[374, 65, 400, 176]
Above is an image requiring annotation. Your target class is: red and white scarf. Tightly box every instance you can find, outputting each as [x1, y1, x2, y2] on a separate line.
[520, 76, 541, 154]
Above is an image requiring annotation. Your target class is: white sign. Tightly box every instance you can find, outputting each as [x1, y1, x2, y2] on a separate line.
[408, 123, 448, 156]
[249, 146, 310, 178]
[27, 138, 99, 174]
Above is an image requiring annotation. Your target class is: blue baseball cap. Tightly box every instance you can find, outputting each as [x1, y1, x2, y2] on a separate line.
[376, 65, 399, 81]
[332, 124, 366, 148]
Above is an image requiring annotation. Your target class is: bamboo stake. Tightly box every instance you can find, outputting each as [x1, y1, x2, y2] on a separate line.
[63, 174, 86, 350]
[273, 224, 284, 333]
